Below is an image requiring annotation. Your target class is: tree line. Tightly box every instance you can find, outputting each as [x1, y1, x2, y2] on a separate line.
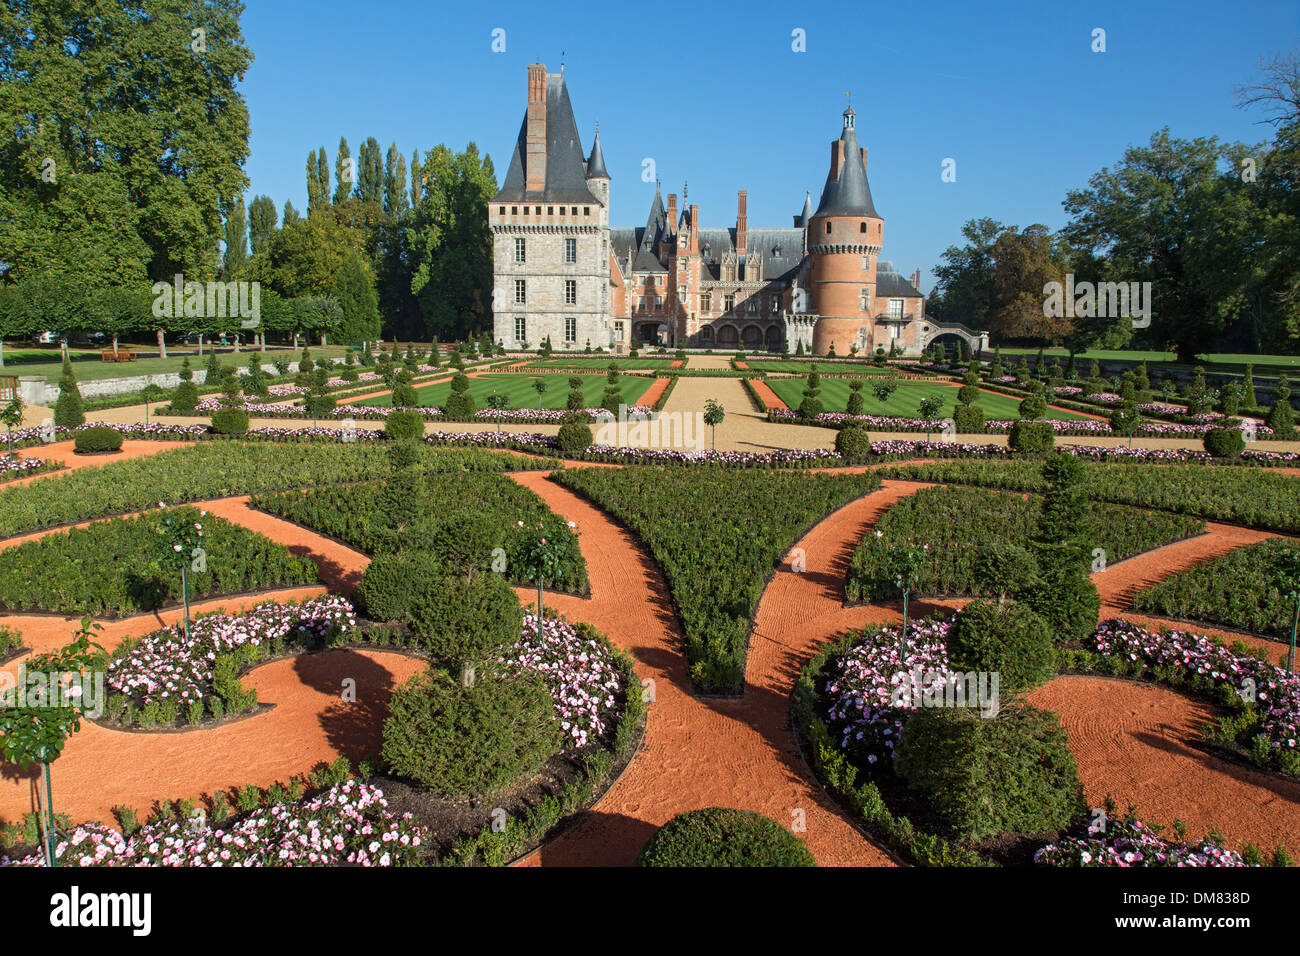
[0, 1, 498, 358]
[926, 50, 1300, 361]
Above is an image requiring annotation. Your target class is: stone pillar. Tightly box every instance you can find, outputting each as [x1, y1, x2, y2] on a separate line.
[18, 376, 47, 406]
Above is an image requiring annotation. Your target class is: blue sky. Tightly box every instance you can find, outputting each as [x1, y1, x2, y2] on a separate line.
[240, 0, 1298, 291]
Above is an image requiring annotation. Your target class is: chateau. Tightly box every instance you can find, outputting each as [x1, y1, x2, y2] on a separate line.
[490, 64, 987, 356]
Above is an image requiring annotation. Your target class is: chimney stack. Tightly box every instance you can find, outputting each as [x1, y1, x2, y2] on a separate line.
[689, 205, 700, 253]
[667, 193, 678, 233]
[911, 268, 921, 290]
[829, 139, 844, 180]
[861, 147, 869, 172]
[525, 64, 547, 193]
[736, 190, 748, 256]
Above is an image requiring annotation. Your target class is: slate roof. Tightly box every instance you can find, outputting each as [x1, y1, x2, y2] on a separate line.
[494, 73, 600, 204]
[585, 129, 608, 179]
[876, 260, 923, 297]
[814, 122, 880, 219]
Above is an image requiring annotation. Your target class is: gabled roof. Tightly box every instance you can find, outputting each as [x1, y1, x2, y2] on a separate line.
[494, 73, 600, 204]
[815, 111, 880, 219]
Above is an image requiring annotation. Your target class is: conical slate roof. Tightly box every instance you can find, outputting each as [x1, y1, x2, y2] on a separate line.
[798, 190, 814, 226]
[494, 72, 599, 204]
[815, 114, 880, 219]
[585, 128, 608, 179]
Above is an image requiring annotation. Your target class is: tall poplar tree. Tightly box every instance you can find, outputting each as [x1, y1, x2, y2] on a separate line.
[358, 137, 384, 205]
[334, 136, 353, 204]
[248, 196, 278, 253]
[384, 143, 409, 217]
[223, 198, 249, 277]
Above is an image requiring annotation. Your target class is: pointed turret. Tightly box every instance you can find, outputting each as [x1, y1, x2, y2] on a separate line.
[585, 126, 608, 179]
[814, 106, 880, 218]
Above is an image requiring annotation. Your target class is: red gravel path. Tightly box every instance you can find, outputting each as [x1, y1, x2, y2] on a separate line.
[748, 379, 789, 411]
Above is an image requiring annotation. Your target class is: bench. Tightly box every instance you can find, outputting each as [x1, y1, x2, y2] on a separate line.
[101, 348, 136, 362]
[0, 375, 16, 402]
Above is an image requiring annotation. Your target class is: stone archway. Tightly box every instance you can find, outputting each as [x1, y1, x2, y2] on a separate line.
[717, 324, 739, 348]
[697, 325, 714, 346]
[764, 325, 783, 350]
[916, 320, 989, 357]
[741, 324, 763, 350]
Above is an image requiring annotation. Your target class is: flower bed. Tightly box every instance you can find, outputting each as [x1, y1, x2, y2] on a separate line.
[1085, 618, 1300, 776]
[1034, 817, 1248, 867]
[3, 780, 426, 867]
[770, 409, 1272, 439]
[0, 455, 55, 482]
[823, 619, 953, 768]
[501, 614, 623, 748]
[106, 595, 357, 712]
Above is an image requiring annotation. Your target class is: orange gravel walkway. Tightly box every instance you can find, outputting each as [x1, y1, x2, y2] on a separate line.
[4, 442, 1298, 863]
[636, 378, 672, 409]
[513, 472, 907, 866]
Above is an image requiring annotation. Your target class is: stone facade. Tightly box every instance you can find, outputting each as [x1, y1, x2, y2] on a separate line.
[492, 65, 987, 356]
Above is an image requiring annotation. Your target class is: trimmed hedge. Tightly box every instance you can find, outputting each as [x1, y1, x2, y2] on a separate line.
[953, 404, 986, 433]
[556, 421, 594, 452]
[1203, 427, 1245, 459]
[834, 423, 872, 463]
[382, 668, 562, 799]
[210, 407, 250, 436]
[384, 409, 425, 440]
[1008, 420, 1054, 454]
[555, 466, 882, 693]
[894, 704, 1085, 841]
[636, 808, 815, 867]
[946, 600, 1056, 692]
[73, 425, 124, 453]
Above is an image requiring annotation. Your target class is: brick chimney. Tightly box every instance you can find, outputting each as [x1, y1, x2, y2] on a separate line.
[736, 190, 748, 256]
[526, 64, 547, 193]
[861, 147, 868, 172]
[829, 139, 844, 180]
[667, 193, 678, 232]
[688, 204, 700, 254]
[911, 268, 922, 290]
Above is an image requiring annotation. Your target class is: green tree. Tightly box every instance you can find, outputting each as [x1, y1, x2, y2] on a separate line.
[407, 144, 498, 340]
[248, 196, 278, 254]
[703, 398, 725, 450]
[223, 198, 248, 278]
[357, 137, 384, 205]
[384, 143, 410, 218]
[331, 251, 382, 344]
[333, 137, 352, 205]
[53, 360, 84, 428]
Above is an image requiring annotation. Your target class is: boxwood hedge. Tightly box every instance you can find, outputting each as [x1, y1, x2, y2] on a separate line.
[636, 808, 815, 867]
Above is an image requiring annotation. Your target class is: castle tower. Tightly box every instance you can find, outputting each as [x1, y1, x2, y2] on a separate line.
[807, 104, 883, 355]
[489, 64, 610, 351]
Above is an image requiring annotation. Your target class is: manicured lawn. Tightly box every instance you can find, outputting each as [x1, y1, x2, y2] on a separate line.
[355, 372, 656, 410]
[1, 345, 349, 384]
[523, 357, 679, 369]
[766, 378, 1094, 420]
[994, 347, 1300, 374]
[748, 360, 895, 375]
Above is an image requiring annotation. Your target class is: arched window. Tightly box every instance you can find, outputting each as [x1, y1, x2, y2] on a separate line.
[860, 222, 866, 233]
[825, 222, 832, 234]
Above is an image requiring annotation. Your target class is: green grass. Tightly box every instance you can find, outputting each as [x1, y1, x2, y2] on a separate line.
[1, 345, 350, 384]
[523, 357, 678, 370]
[355, 373, 656, 410]
[765, 378, 1095, 420]
[993, 347, 1300, 373]
[747, 360, 895, 375]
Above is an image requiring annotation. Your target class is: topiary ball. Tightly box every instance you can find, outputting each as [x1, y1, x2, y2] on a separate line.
[797, 396, 824, 420]
[636, 808, 816, 867]
[894, 704, 1085, 841]
[210, 407, 250, 436]
[953, 404, 986, 433]
[1203, 426, 1245, 459]
[1008, 420, 1055, 455]
[385, 409, 425, 441]
[382, 669, 562, 798]
[556, 420, 594, 453]
[947, 600, 1056, 693]
[834, 423, 872, 463]
[407, 570, 523, 665]
[358, 550, 444, 621]
[73, 425, 123, 454]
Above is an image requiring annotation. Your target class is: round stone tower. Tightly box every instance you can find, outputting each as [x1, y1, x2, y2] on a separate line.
[808, 105, 883, 356]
